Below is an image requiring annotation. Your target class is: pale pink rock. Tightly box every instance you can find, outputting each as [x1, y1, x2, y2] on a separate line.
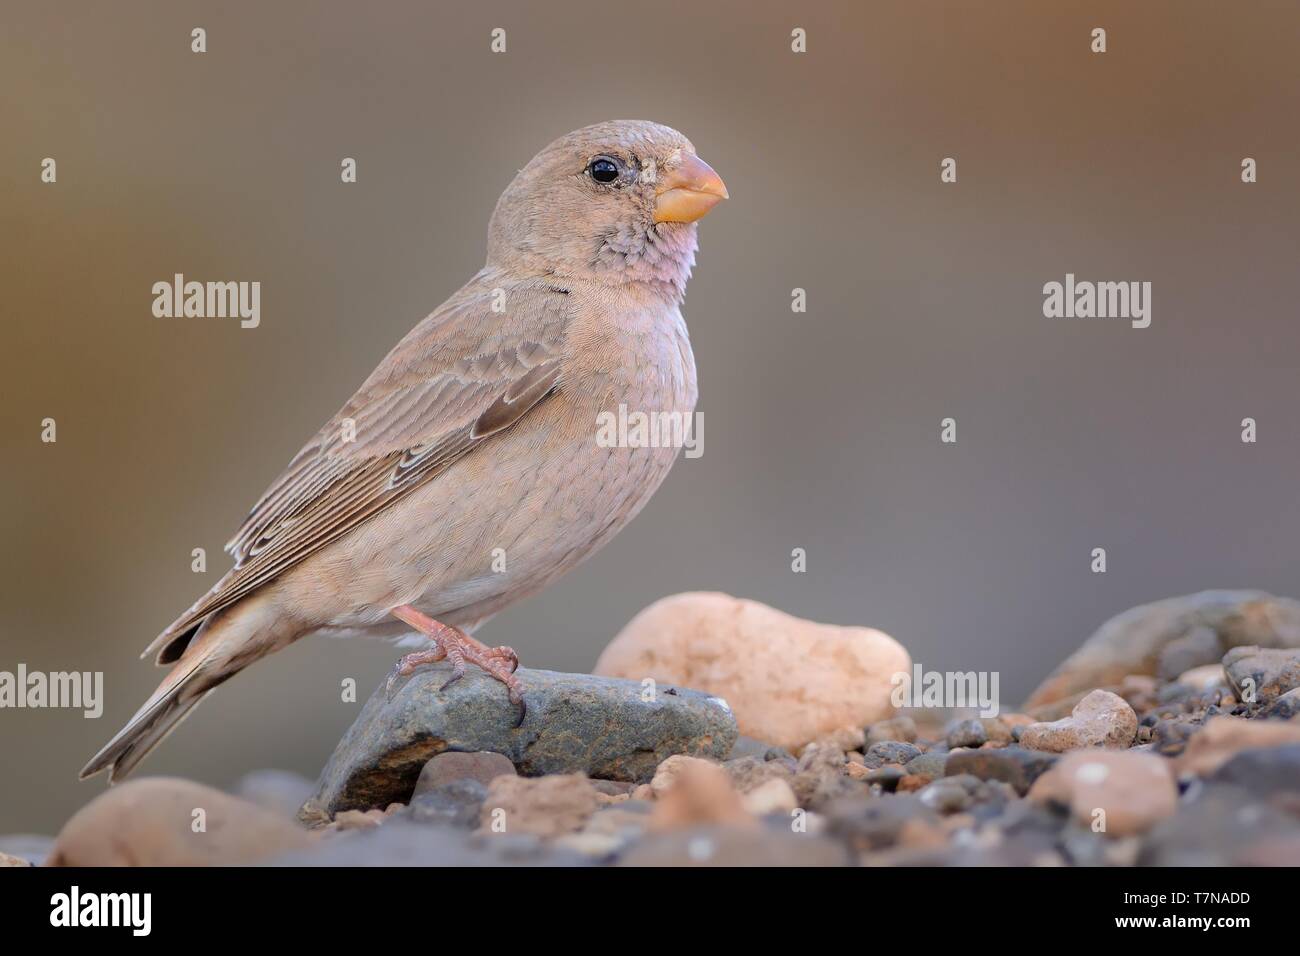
[1019, 690, 1137, 752]
[1176, 664, 1227, 691]
[1174, 716, 1300, 776]
[478, 773, 599, 838]
[1029, 750, 1177, 837]
[595, 592, 911, 751]
[741, 778, 799, 816]
[48, 777, 314, 866]
[650, 754, 717, 797]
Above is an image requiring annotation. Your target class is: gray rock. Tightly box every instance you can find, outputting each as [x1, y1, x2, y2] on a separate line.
[1223, 646, 1300, 705]
[824, 794, 938, 851]
[728, 735, 789, 761]
[919, 773, 1013, 816]
[413, 751, 515, 796]
[904, 751, 950, 778]
[1026, 590, 1300, 709]
[307, 665, 737, 814]
[791, 744, 866, 809]
[617, 824, 851, 867]
[945, 718, 988, 749]
[234, 769, 317, 819]
[867, 740, 921, 765]
[918, 776, 973, 813]
[1263, 688, 1300, 720]
[723, 755, 795, 794]
[1139, 784, 1300, 866]
[0, 834, 55, 866]
[1156, 626, 1224, 680]
[945, 746, 1056, 796]
[1149, 717, 1199, 757]
[1061, 827, 1142, 867]
[867, 716, 918, 745]
[590, 779, 636, 797]
[268, 819, 589, 866]
[1209, 744, 1300, 797]
[998, 798, 1068, 842]
[398, 779, 488, 829]
[863, 766, 906, 790]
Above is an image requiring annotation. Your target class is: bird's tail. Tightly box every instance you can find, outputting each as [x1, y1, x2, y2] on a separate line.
[80, 597, 280, 783]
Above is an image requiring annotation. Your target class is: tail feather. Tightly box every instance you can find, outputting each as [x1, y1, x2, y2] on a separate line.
[79, 658, 212, 782]
[83, 592, 286, 782]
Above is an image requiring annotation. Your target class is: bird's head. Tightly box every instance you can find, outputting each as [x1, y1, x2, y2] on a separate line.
[486, 120, 728, 301]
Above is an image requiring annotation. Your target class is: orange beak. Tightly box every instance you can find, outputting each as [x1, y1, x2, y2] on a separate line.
[653, 153, 729, 224]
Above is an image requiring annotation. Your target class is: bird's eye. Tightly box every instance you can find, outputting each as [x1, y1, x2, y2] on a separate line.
[587, 157, 621, 184]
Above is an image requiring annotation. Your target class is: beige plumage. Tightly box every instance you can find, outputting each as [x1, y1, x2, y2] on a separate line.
[82, 120, 727, 782]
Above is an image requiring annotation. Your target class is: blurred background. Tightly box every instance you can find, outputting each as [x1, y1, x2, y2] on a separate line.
[3, 0, 1299, 833]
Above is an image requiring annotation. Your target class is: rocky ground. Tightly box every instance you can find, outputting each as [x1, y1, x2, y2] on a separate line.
[5, 589, 1300, 867]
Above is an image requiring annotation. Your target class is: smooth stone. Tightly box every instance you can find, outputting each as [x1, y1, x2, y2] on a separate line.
[1028, 750, 1177, 838]
[862, 766, 906, 790]
[618, 824, 851, 866]
[479, 773, 600, 838]
[824, 794, 940, 851]
[1263, 687, 1300, 720]
[1019, 690, 1137, 752]
[867, 716, 919, 744]
[413, 751, 516, 796]
[1174, 716, 1300, 776]
[980, 717, 1014, 745]
[741, 778, 799, 816]
[1026, 590, 1300, 709]
[904, 751, 950, 779]
[594, 592, 910, 751]
[649, 759, 754, 831]
[721, 755, 795, 795]
[867, 741, 921, 765]
[650, 754, 719, 797]
[1138, 784, 1300, 866]
[49, 777, 313, 866]
[306, 664, 736, 815]
[1147, 717, 1199, 757]
[1156, 626, 1225, 680]
[791, 742, 867, 809]
[945, 718, 988, 749]
[944, 746, 1057, 796]
[1174, 664, 1228, 692]
[234, 769, 317, 819]
[1209, 743, 1300, 796]
[0, 834, 55, 866]
[267, 819, 588, 866]
[398, 779, 488, 829]
[728, 735, 784, 760]
[1223, 646, 1300, 705]
[918, 777, 974, 813]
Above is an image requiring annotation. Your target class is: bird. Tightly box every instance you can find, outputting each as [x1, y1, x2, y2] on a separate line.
[81, 120, 727, 783]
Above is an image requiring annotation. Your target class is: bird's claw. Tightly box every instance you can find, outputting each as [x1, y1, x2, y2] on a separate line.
[439, 664, 466, 692]
[384, 664, 410, 702]
[387, 606, 526, 723]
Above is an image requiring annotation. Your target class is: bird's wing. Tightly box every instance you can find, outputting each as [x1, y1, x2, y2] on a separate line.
[144, 280, 569, 660]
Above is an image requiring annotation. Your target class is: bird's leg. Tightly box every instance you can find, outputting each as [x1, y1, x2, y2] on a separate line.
[387, 605, 525, 724]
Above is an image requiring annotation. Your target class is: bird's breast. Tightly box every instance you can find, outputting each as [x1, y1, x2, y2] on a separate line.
[562, 286, 698, 417]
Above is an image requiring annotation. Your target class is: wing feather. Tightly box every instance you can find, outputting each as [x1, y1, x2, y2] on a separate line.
[144, 280, 569, 660]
